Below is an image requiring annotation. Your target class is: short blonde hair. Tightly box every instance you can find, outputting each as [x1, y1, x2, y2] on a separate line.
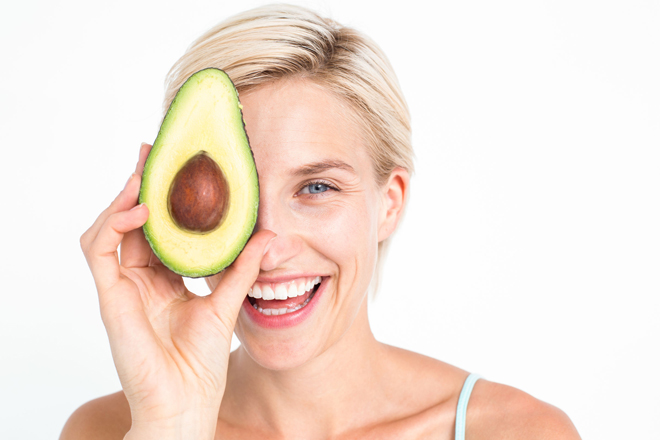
[165, 4, 414, 292]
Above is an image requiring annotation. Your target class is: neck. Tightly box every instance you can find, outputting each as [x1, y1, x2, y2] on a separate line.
[221, 296, 389, 437]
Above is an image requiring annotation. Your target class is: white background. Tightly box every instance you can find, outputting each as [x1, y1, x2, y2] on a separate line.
[1, 0, 658, 438]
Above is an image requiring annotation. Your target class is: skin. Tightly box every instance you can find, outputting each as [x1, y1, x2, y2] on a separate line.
[62, 78, 581, 440]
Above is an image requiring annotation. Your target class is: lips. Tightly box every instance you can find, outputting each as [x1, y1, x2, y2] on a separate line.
[242, 276, 327, 328]
[247, 276, 321, 314]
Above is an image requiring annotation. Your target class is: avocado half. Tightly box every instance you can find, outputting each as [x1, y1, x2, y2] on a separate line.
[139, 68, 259, 277]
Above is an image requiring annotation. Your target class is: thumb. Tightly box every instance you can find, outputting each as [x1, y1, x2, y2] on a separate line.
[207, 230, 276, 327]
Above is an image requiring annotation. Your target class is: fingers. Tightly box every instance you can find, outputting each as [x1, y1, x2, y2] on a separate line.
[86, 204, 150, 293]
[149, 251, 166, 267]
[119, 174, 153, 268]
[207, 230, 277, 323]
[81, 142, 151, 255]
[81, 142, 148, 249]
[119, 222, 152, 268]
[81, 172, 139, 246]
[136, 142, 152, 175]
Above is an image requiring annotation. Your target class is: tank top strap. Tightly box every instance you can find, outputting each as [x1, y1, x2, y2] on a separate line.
[454, 373, 481, 440]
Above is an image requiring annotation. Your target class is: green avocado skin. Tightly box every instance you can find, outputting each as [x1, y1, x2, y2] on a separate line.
[139, 68, 259, 278]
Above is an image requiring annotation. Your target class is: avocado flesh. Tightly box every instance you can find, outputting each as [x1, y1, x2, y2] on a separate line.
[139, 68, 259, 277]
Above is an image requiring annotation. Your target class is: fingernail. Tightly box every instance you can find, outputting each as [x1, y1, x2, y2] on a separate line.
[124, 173, 136, 189]
[263, 236, 277, 255]
[130, 203, 144, 211]
[139, 142, 149, 158]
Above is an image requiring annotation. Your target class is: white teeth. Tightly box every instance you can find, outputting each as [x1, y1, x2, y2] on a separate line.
[247, 276, 324, 299]
[252, 285, 262, 299]
[274, 284, 288, 300]
[253, 294, 315, 316]
[287, 284, 298, 298]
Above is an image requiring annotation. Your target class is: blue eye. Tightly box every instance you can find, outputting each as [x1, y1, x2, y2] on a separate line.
[298, 181, 336, 196]
[308, 183, 329, 194]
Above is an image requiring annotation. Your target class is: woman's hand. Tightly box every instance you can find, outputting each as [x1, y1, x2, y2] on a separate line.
[80, 143, 274, 440]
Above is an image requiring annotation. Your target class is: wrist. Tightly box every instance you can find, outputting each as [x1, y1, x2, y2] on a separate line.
[124, 423, 217, 440]
[124, 406, 220, 440]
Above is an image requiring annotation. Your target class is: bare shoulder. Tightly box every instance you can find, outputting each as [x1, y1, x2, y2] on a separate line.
[59, 391, 131, 440]
[374, 345, 580, 439]
[379, 344, 469, 407]
[468, 380, 581, 440]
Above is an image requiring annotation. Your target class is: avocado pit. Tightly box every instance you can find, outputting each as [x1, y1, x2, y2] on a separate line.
[167, 151, 228, 233]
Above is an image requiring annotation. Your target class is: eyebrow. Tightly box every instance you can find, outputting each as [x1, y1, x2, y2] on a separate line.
[291, 160, 356, 177]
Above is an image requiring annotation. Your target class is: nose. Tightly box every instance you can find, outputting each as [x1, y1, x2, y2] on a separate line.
[254, 196, 303, 272]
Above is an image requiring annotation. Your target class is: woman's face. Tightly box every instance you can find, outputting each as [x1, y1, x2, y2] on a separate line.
[208, 78, 399, 370]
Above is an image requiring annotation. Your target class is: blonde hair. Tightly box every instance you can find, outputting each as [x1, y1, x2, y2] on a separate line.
[165, 4, 414, 293]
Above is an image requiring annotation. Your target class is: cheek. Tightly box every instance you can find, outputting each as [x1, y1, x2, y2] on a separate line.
[292, 196, 380, 267]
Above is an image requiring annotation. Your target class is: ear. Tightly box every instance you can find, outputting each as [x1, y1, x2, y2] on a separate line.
[377, 167, 410, 242]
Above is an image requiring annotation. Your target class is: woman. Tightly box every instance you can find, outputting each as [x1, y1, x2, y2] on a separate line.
[63, 5, 580, 439]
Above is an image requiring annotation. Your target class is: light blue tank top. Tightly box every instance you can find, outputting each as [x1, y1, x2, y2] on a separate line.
[455, 373, 480, 440]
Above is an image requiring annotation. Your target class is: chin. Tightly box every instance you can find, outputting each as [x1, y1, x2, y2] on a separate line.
[236, 332, 324, 371]
[232, 275, 334, 370]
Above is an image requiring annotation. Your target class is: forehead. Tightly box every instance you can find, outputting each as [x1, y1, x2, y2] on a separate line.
[239, 78, 372, 178]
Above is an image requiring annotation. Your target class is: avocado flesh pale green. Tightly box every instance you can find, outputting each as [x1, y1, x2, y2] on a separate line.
[139, 68, 259, 277]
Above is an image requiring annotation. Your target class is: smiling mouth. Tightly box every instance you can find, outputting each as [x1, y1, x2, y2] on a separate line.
[247, 276, 322, 316]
